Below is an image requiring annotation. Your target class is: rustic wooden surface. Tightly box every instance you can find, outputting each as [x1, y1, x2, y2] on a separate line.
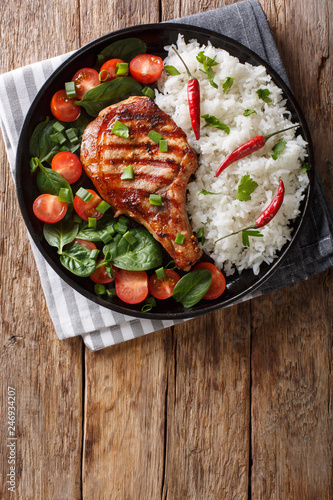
[0, 0, 332, 499]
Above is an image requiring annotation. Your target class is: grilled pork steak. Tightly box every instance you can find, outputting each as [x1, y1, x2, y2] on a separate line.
[80, 96, 202, 271]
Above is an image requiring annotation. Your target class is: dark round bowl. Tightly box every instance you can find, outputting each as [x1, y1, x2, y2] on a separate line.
[15, 23, 315, 320]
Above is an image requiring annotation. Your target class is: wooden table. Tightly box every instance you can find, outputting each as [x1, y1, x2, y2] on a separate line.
[1, 1, 332, 498]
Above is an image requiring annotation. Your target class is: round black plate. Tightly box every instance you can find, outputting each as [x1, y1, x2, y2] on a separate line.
[15, 23, 314, 320]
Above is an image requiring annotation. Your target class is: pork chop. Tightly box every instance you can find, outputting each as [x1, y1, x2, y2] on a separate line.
[80, 95, 202, 271]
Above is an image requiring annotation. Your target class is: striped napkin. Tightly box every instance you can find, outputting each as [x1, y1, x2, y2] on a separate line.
[1, 0, 332, 350]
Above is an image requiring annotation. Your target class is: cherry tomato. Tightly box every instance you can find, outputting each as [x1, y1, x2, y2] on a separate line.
[72, 67, 100, 99]
[115, 270, 149, 304]
[99, 58, 129, 82]
[33, 194, 67, 223]
[90, 261, 116, 284]
[129, 54, 164, 84]
[73, 188, 104, 222]
[193, 262, 226, 300]
[72, 238, 97, 251]
[148, 269, 180, 300]
[51, 151, 82, 184]
[50, 89, 81, 122]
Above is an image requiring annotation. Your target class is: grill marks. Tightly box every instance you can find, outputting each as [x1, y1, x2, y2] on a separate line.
[81, 96, 203, 270]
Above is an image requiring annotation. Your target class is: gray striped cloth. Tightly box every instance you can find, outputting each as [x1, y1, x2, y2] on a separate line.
[1, 0, 332, 350]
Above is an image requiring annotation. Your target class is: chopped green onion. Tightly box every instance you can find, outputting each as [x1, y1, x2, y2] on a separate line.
[175, 233, 185, 245]
[50, 132, 67, 145]
[68, 143, 81, 153]
[90, 249, 99, 259]
[111, 120, 129, 138]
[73, 213, 82, 224]
[99, 69, 109, 82]
[115, 222, 128, 234]
[52, 121, 65, 133]
[115, 62, 128, 75]
[95, 284, 106, 295]
[65, 81, 77, 99]
[142, 86, 155, 99]
[148, 130, 163, 143]
[165, 259, 176, 270]
[42, 146, 60, 164]
[30, 157, 39, 173]
[121, 165, 134, 180]
[100, 230, 113, 244]
[88, 217, 97, 228]
[118, 215, 128, 223]
[149, 194, 162, 206]
[76, 187, 93, 203]
[106, 288, 117, 298]
[141, 296, 157, 312]
[159, 140, 168, 153]
[65, 128, 79, 144]
[195, 227, 205, 239]
[106, 223, 116, 235]
[123, 231, 137, 246]
[155, 267, 166, 279]
[58, 188, 71, 203]
[96, 200, 111, 214]
[164, 65, 180, 76]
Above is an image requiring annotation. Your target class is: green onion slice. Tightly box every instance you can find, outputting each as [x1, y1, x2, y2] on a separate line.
[123, 231, 137, 246]
[94, 284, 106, 295]
[52, 121, 65, 133]
[149, 194, 162, 206]
[155, 267, 166, 279]
[65, 128, 79, 144]
[115, 222, 128, 234]
[100, 230, 113, 244]
[148, 130, 163, 143]
[65, 81, 77, 99]
[142, 86, 155, 99]
[76, 187, 93, 203]
[88, 217, 97, 228]
[90, 249, 99, 259]
[111, 120, 129, 138]
[115, 62, 128, 75]
[96, 200, 111, 214]
[159, 140, 168, 152]
[58, 188, 71, 203]
[121, 165, 134, 180]
[175, 233, 185, 245]
[99, 69, 109, 82]
[106, 288, 117, 298]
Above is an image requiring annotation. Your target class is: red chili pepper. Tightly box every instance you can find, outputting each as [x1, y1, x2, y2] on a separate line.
[215, 179, 285, 243]
[215, 125, 298, 177]
[255, 179, 285, 228]
[172, 47, 200, 140]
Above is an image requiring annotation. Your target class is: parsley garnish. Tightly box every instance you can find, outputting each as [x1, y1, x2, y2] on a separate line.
[222, 77, 234, 93]
[236, 175, 258, 201]
[196, 51, 219, 88]
[201, 114, 230, 134]
[243, 109, 257, 117]
[164, 65, 180, 76]
[242, 229, 263, 247]
[301, 162, 311, 174]
[271, 138, 287, 160]
[256, 88, 272, 103]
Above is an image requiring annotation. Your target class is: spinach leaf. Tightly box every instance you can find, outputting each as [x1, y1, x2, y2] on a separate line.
[76, 77, 143, 117]
[37, 163, 74, 212]
[43, 218, 79, 254]
[98, 38, 146, 64]
[29, 116, 55, 160]
[103, 228, 162, 271]
[76, 215, 117, 242]
[172, 269, 212, 308]
[60, 243, 97, 277]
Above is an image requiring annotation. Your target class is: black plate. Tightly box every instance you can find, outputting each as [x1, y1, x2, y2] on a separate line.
[15, 23, 314, 320]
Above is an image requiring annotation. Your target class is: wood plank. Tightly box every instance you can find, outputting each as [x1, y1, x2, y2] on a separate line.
[252, 0, 333, 497]
[0, 1, 83, 498]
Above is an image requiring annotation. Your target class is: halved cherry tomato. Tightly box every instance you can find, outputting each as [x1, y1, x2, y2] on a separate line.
[193, 262, 226, 300]
[129, 54, 164, 84]
[50, 89, 81, 122]
[99, 58, 129, 82]
[51, 151, 82, 184]
[72, 67, 100, 99]
[90, 261, 117, 284]
[73, 188, 104, 222]
[115, 270, 149, 304]
[148, 269, 180, 300]
[33, 193, 67, 223]
[72, 238, 97, 251]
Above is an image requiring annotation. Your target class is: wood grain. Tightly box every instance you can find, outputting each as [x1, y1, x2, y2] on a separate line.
[0, 1, 332, 499]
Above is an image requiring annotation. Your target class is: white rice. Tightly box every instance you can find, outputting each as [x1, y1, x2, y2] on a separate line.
[155, 36, 309, 276]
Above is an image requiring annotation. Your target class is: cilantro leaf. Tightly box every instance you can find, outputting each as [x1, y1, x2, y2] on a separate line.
[256, 88, 272, 103]
[243, 109, 257, 117]
[201, 114, 230, 134]
[164, 65, 180, 76]
[222, 77, 234, 93]
[242, 229, 263, 247]
[196, 51, 219, 88]
[301, 162, 311, 174]
[236, 175, 258, 201]
[199, 189, 223, 195]
[271, 138, 287, 160]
